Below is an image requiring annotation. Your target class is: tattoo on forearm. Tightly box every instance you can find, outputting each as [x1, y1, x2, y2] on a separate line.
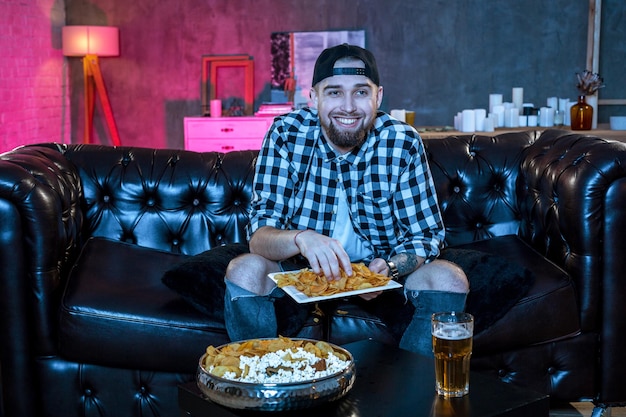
[390, 253, 422, 277]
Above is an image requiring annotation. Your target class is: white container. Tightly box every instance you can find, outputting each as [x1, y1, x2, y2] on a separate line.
[609, 116, 626, 130]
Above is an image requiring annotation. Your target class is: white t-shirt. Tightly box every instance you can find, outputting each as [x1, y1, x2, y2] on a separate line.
[331, 183, 374, 262]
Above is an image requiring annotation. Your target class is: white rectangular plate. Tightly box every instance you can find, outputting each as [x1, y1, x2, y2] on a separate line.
[268, 270, 403, 304]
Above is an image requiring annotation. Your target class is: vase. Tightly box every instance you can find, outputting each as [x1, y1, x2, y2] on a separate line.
[570, 95, 593, 130]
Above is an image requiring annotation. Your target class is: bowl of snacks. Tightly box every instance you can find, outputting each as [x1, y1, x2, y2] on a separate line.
[196, 336, 356, 411]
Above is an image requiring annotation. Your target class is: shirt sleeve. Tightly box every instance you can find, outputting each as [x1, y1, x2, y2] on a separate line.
[391, 135, 445, 260]
[246, 117, 295, 238]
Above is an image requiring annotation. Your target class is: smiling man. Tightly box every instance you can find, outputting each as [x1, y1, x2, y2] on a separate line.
[223, 44, 468, 356]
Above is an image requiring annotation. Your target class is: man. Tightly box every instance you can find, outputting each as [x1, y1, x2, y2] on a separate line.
[224, 43, 468, 356]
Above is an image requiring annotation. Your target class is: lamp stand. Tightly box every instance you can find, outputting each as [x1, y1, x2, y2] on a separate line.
[82, 54, 121, 145]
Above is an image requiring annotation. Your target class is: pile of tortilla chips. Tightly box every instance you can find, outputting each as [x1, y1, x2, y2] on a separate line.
[202, 336, 348, 378]
[274, 263, 390, 297]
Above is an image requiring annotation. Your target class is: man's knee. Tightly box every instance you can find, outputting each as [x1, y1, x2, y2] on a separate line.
[225, 253, 278, 294]
[405, 259, 469, 293]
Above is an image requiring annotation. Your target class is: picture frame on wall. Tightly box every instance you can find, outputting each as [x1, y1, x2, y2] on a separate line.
[201, 54, 254, 116]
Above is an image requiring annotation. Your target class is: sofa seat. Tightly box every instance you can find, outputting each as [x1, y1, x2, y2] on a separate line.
[457, 235, 580, 353]
[327, 235, 581, 355]
[58, 237, 323, 373]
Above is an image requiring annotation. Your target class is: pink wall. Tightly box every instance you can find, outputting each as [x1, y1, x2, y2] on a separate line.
[65, 0, 339, 150]
[63, 0, 612, 151]
[6, 1, 619, 152]
[0, 0, 69, 153]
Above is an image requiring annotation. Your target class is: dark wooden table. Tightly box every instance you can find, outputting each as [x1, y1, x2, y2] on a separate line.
[179, 339, 549, 417]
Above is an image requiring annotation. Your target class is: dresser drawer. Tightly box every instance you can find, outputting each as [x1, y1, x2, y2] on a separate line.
[185, 118, 270, 139]
[186, 138, 262, 153]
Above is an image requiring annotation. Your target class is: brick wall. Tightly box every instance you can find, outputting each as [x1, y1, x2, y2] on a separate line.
[0, 0, 69, 153]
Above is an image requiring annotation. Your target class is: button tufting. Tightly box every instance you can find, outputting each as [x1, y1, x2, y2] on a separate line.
[121, 232, 136, 244]
[453, 186, 461, 193]
[84, 388, 93, 396]
[172, 239, 179, 246]
[475, 222, 483, 228]
[547, 366, 556, 375]
[103, 195, 110, 203]
[140, 386, 147, 394]
[192, 198, 200, 206]
[498, 369, 507, 377]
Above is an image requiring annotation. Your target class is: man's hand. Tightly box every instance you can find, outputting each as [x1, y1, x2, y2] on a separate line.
[357, 258, 388, 300]
[295, 230, 352, 280]
[367, 258, 388, 276]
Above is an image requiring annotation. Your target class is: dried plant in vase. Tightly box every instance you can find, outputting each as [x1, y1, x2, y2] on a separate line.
[575, 70, 605, 96]
[571, 70, 605, 131]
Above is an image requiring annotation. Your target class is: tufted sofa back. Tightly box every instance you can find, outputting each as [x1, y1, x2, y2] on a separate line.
[44, 144, 260, 255]
[424, 131, 538, 246]
[43, 136, 540, 258]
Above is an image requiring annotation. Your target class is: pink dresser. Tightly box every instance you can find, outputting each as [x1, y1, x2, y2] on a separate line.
[184, 117, 274, 152]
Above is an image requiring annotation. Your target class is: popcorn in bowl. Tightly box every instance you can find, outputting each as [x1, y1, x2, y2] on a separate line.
[197, 337, 356, 411]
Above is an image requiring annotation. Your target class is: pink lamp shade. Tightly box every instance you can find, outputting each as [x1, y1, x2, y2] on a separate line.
[62, 26, 119, 57]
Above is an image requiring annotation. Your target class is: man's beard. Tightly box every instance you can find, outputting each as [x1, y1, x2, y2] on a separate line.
[324, 119, 372, 149]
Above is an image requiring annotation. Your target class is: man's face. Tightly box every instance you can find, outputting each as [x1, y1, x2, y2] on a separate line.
[310, 58, 383, 152]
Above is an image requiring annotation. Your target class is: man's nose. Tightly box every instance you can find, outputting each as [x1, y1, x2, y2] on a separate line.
[340, 95, 356, 112]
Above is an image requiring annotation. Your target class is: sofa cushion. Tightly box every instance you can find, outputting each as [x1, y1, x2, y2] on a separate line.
[440, 247, 535, 332]
[161, 243, 250, 320]
[457, 235, 581, 354]
[58, 237, 230, 373]
[58, 238, 322, 373]
[161, 244, 312, 336]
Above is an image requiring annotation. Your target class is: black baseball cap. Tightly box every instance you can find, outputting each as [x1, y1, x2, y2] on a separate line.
[311, 43, 380, 87]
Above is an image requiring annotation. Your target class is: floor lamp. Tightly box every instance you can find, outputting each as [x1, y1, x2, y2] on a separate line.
[62, 26, 122, 146]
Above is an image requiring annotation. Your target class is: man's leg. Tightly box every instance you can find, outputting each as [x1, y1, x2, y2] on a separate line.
[223, 253, 282, 341]
[399, 259, 469, 356]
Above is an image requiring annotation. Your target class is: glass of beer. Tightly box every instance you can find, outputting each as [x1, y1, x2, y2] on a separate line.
[431, 311, 474, 397]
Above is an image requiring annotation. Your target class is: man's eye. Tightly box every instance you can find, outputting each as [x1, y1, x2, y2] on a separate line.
[327, 90, 341, 96]
[356, 89, 369, 96]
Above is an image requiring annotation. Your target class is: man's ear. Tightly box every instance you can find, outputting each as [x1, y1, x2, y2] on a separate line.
[376, 85, 384, 108]
[310, 87, 318, 108]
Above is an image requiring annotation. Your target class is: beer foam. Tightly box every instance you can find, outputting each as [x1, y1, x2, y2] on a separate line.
[433, 325, 472, 340]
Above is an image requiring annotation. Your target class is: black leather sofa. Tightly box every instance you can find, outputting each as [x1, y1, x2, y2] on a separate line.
[1, 129, 625, 417]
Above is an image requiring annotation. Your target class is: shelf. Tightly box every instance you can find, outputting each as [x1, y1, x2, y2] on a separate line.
[416, 126, 626, 142]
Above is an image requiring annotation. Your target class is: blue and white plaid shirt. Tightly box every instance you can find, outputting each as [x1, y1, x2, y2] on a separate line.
[248, 107, 444, 261]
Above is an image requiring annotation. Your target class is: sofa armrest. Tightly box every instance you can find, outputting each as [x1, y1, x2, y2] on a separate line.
[600, 176, 626, 404]
[0, 144, 83, 353]
[519, 129, 626, 403]
[519, 130, 626, 328]
[0, 144, 84, 416]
